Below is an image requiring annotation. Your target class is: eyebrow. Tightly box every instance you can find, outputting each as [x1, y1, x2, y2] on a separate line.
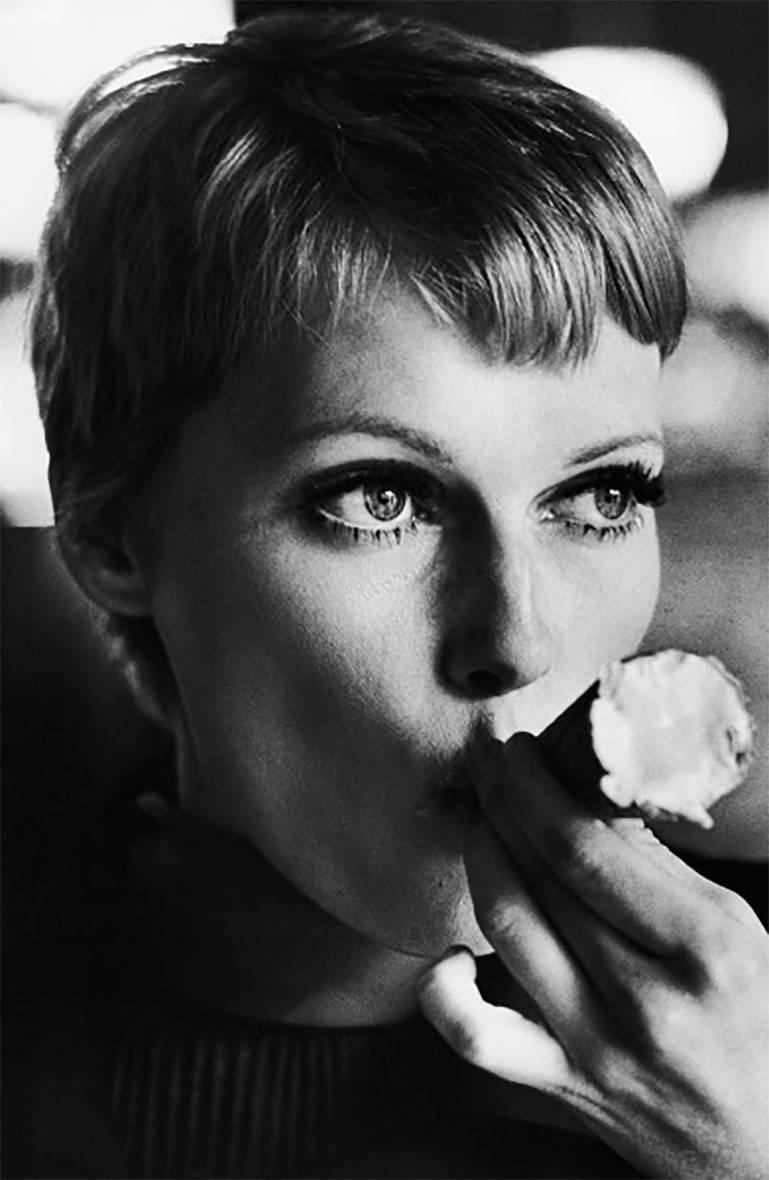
[284, 416, 662, 469]
[565, 433, 664, 466]
[283, 412, 455, 465]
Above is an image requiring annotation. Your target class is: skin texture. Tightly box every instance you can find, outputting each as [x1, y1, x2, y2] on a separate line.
[420, 736, 769, 1179]
[136, 292, 663, 970]
[74, 289, 768, 1173]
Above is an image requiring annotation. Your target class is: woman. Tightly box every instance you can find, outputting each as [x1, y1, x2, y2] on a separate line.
[12, 7, 767, 1177]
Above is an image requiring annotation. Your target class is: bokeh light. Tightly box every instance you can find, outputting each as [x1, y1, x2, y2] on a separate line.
[0, 293, 52, 525]
[0, 0, 233, 112]
[532, 46, 728, 202]
[0, 105, 57, 261]
[660, 315, 768, 473]
[684, 192, 769, 324]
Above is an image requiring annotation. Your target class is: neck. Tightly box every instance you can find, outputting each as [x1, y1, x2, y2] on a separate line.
[129, 806, 430, 1028]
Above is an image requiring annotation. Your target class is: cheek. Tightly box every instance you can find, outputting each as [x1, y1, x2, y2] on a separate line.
[540, 527, 660, 686]
[254, 556, 437, 742]
[155, 533, 436, 784]
[586, 528, 661, 657]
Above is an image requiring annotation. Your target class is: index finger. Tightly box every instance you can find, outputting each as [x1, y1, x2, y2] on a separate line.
[478, 732, 706, 955]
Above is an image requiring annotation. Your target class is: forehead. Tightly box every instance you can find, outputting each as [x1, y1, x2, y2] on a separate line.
[313, 294, 658, 419]
[210, 292, 662, 478]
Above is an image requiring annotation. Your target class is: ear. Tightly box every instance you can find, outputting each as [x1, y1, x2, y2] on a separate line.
[58, 526, 153, 617]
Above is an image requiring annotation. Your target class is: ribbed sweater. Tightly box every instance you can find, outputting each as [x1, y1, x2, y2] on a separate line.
[6, 773, 767, 1178]
[96, 990, 640, 1179]
[3, 782, 659, 1179]
[101, 995, 453, 1178]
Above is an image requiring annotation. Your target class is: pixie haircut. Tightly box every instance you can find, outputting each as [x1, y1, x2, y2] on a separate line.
[32, 7, 686, 714]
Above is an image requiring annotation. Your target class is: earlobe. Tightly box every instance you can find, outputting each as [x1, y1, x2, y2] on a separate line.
[58, 529, 153, 617]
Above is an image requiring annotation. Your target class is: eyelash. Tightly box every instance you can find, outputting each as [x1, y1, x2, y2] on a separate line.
[302, 460, 665, 548]
[540, 461, 666, 544]
[315, 517, 422, 547]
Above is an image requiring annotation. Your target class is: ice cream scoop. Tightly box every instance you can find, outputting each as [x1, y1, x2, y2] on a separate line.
[539, 651, 753, 828]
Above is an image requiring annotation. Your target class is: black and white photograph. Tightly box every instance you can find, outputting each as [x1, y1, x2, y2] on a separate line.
[2, 2, 767, 1177]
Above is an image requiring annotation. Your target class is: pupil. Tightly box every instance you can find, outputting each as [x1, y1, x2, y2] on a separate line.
[595, 486, 629, 520]
[364, 485, 407, 522]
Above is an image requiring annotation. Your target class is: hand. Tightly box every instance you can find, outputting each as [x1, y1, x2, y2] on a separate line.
[419, 733, 769, 1179]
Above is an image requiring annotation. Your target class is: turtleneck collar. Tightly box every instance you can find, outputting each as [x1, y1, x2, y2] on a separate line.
[126, 802, 435, 1028]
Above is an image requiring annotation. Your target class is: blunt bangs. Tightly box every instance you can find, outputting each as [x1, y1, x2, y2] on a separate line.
[34, 9, 686, 541]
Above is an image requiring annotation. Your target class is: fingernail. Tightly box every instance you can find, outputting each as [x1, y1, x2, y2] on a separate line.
[503, 730, 539, 770]
[467, 739, 504, 794]
[438, 944, 473, 963]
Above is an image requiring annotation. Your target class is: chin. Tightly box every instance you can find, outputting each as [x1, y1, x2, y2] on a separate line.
[405, 917, 493, 960]
[377, 872, 494, 959]
[430, 905, 494, 959]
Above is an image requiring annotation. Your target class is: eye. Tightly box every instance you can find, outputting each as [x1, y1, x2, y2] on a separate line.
[303, 463, 442, 546]
[324, 480, 414, 529]
[589, 483, 635, 522]
[363, 484, 410, 523]
[540, 462, 665, 543]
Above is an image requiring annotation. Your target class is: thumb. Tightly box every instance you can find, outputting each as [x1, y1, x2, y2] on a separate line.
[419, 947, 573, 1093]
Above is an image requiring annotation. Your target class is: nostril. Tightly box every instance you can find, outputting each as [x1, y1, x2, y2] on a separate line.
[442, 647, 524, 699]
[466, 670, 504, 698]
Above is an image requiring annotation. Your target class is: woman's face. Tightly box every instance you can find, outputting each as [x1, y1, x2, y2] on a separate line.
[146, 291, 663, 956]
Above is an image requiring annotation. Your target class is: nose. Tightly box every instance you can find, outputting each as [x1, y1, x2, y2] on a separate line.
[439, 538, 555, 701]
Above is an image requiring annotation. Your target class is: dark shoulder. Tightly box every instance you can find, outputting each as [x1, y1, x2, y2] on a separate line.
[2, 768, 166, 1178]
[3, 992, 129, 1178]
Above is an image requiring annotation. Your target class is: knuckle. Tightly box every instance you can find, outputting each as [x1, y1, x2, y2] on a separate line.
[603, 972, 694, 1060]
[678, 901, 768, 991]
[545, 820, 604, 885]
[585, 1043, 640, 1102]
[479, 897, 523, 947]
[641, 992, 694, 1051]
[680, 919, 733, 981]
[444, 1016, 493, 1068]
[713, 886, 760, 927]
[706, 940, 767, 992]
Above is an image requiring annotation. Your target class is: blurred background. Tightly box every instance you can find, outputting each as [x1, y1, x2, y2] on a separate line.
[2, 0, 767, 913]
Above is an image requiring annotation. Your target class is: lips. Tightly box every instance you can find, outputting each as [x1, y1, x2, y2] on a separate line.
[438, 759, 481, 820]
[415, 750, 482, 822]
